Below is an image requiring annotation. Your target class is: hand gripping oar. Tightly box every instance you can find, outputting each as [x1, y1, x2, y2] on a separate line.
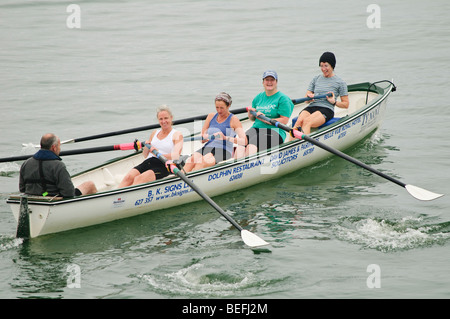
[140, 141, 269, 248]
[0, 141, 139, 163]
[247, 108, 444, 201]
[291, 93, 332, 105]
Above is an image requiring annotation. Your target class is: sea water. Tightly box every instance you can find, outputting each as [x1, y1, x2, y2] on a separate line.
[0, 0, 449, 302]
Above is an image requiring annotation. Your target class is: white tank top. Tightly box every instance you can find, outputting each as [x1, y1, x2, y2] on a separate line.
[146, 128, 177, 159]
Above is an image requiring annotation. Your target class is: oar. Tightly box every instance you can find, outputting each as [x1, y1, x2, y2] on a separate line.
[247, 108, 444, 201]
[0, 141, 139, 163]
[22, 107, 249, 147]
[22, 139, 78, 148]
[23, 135, 219, 148]
[183, 134, 220, 142]
[140, 141, 269, 248]
[291, 93, 332, 105]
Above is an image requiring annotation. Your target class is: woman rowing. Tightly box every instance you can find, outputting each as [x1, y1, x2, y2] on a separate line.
[184, 92, 246, 172]
[239, 70, 294, 157]
[292, 51, 349, 135]
[118, 105, 183, 187]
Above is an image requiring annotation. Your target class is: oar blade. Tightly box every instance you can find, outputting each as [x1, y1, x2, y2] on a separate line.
[241, 230, 269, 248]
[60, 139, 75, 145]
[405, 185, 444, 201]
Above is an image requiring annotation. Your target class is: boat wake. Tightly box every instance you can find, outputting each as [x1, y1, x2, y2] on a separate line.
[0, 235, 23, 252]
[141, 263, 251, 297]
[333, 215, 450, 252]
[0, 144, 36, 174]
[0, 162, 20, 175]
[138, 254, 287, 298]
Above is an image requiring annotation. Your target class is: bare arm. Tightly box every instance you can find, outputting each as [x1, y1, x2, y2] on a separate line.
[201, 113, 215, 141]
[336, 95, 349, 109]
[143, 130, 157, 158]
[167, 131, 183, 160]
[227, 116, 247, 146]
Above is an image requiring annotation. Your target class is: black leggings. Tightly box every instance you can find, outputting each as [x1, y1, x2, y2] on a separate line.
[133, 157, 170, 180]
[301, 106, 335, 123]
[196, 146, 232, 163]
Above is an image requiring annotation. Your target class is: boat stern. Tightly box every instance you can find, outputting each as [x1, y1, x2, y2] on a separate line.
[8, 195, 52, 239]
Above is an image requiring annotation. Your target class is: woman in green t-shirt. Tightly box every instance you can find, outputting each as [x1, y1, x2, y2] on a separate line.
[236, 70, 294, 157]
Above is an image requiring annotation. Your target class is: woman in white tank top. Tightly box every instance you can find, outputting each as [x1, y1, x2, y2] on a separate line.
[118, 106, 183, 188]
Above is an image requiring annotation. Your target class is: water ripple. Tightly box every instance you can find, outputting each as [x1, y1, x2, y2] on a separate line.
[333, 216, 450, 252]
[0, 235, 23, 252]
[139, 254, 288, 298]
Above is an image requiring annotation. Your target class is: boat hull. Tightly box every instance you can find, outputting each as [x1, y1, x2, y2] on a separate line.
[7, 81, 394, 238]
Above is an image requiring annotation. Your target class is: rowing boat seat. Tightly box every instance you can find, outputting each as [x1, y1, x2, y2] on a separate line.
[101, 168, 125, 189]
[102, 168, 115, 186]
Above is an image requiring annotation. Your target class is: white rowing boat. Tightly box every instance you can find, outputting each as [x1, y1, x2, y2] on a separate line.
[8, 81, 398, 239]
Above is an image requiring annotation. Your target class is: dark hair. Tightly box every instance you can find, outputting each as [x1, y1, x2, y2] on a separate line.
[319, 51, 336, 69]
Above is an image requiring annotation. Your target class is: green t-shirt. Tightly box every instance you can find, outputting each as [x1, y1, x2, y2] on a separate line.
[251, 91, 294, 140]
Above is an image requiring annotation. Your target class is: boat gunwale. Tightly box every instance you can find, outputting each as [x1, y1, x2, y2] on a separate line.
[7, 81, 393, 207]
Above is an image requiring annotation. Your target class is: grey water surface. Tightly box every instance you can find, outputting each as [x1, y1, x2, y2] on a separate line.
[0, 0, 449, 299]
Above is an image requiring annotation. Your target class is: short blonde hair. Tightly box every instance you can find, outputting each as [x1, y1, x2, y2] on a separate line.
[156, 105, 173, 119]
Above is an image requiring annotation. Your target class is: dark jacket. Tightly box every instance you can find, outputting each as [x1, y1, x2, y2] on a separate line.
[19, 150, 76, 197]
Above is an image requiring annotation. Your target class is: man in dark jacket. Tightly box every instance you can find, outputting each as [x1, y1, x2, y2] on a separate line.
[19, 133, 97, 197]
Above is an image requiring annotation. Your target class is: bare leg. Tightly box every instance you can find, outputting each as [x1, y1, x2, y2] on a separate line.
[118, 168, 140, 188]
[234, 145, 246, 159]
[77, 181, 97, 195]
[191, 153, 216, 171]
[301, 111, 326, 135]
[289, 111, 310, 141]
[183, 152, 203, 173]
[245, 144, 258, 156]
[132, 170, 156, 185]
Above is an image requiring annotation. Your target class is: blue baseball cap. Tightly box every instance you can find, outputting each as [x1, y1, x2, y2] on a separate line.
[262, 70, 278, 80]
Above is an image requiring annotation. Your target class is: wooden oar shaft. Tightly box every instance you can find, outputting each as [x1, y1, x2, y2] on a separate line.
[142, 142, 244, 231]
[184, 134, 221, 142]
[1, 142, 138, 163]
[60, 145, 119, 156]
[291, 93, 332, 105]
[249, 109, 408, 187]
[71, 107, 248, 143]
[143, 142, 269, 246]
[294, 130, 407, 188]
[172, 166, 244, 231]
[249, 109, 442, 201]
